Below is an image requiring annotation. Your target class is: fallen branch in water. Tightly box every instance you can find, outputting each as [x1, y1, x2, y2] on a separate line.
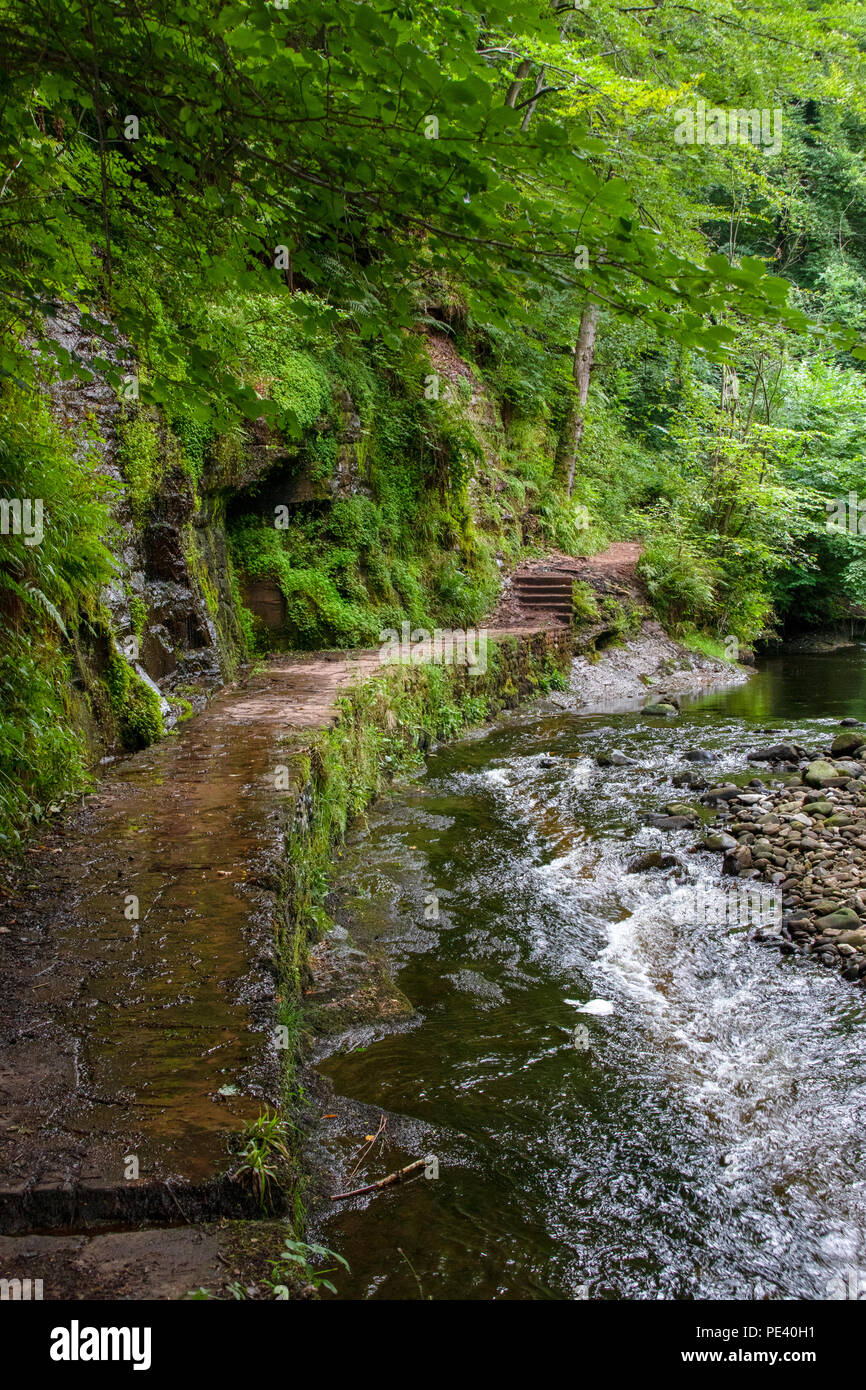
[330, 1158, 425, 1202]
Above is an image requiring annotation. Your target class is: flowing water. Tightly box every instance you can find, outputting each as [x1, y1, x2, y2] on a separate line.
[314, 649, 866, 1300]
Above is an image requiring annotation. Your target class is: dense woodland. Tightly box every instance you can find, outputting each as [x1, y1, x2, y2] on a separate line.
[2, 0, 866, 848]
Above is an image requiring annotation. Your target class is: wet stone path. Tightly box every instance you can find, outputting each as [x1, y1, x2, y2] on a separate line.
[0, 651, 383, 1230]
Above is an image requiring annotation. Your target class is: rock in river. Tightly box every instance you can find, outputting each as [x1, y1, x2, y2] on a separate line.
[702, 831, 737, 851]
[672, 770, 708, 789]
[700, 784, 741, 802]
[831, 731, 866, 756]
[627, 850, 681, 873]
[747, 743, 800, 763]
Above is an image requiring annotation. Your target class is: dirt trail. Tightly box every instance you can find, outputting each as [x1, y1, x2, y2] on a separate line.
[514, 541, 644, 587]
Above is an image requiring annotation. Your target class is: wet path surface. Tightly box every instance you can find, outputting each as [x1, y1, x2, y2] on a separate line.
[0, 651, 379, 1226]
[314, 649, 866, 1301]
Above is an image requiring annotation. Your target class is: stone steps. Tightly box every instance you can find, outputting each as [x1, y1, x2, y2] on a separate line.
[510, 572, 575, 623]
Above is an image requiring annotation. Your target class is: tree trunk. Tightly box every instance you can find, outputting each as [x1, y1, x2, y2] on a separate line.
[507, 49, 595, 498]
[505, 60, 532, 109]
[520, 67, 546, 132]
[552, 304, 598, 496]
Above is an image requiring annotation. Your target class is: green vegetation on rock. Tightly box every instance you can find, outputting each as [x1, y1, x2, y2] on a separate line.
[105, 654, 164, 751]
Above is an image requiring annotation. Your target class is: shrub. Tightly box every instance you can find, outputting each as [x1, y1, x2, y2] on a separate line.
[637, 539, 717, 631]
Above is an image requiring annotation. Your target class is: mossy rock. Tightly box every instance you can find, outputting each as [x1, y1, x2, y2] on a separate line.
[804, 760, 841, 788]
[815, 907, 861, 932]
[831, 731, 866, 757]
[106, 655, 164, 751]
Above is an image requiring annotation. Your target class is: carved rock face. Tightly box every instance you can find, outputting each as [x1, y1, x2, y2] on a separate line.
[241, 577, 286, 632]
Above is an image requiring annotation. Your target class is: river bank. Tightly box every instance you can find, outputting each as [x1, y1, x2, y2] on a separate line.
[693, 727, 866, 983]
[558, 619, 749, 711]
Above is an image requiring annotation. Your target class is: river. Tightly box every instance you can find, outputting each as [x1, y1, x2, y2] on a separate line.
[312, 648, 866, 1300]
